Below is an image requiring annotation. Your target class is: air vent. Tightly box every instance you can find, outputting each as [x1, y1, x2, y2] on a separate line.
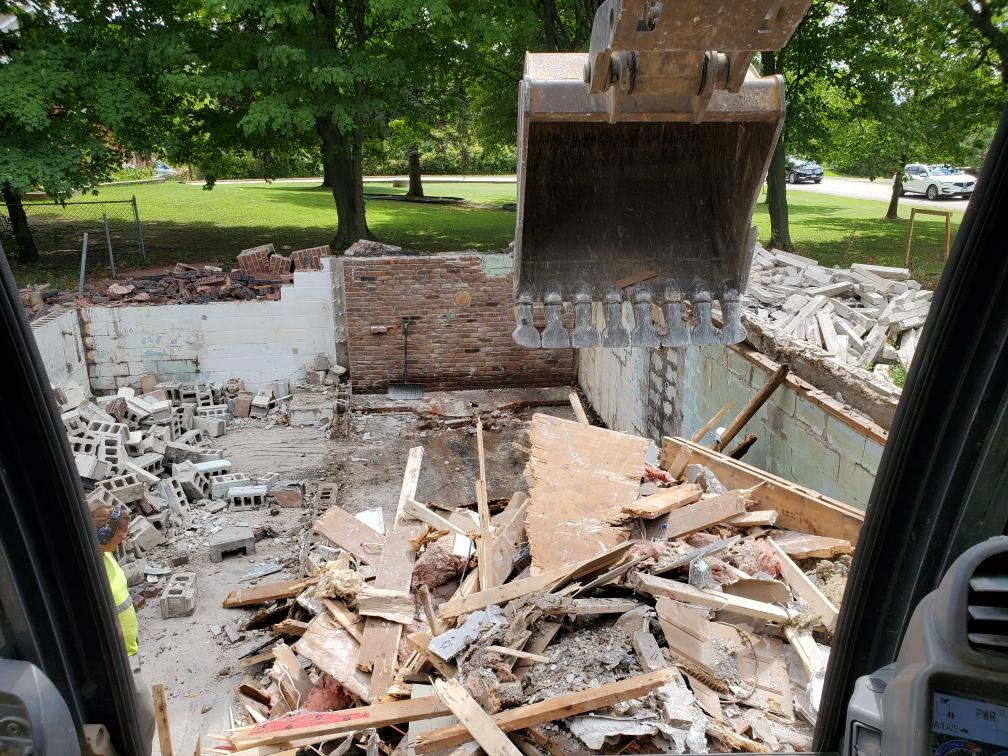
[967, 552, 1008, 654]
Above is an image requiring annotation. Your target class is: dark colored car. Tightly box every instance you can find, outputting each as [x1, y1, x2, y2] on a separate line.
[785, 155, 824, 183]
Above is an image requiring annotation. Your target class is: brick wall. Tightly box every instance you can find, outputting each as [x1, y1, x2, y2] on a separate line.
[343, 251, 573, 392]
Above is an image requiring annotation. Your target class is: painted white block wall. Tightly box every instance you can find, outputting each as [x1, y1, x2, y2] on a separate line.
[79, 257, 347, 392]
[30, 307, 89, 391]
[577, 343, 884, 509]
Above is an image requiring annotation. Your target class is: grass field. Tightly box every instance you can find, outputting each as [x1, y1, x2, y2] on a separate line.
[6, 179, 960, 289]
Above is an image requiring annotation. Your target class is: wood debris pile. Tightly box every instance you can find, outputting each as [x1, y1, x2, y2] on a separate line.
[210, 414, 863, 755]
[744, 243, 929, 397]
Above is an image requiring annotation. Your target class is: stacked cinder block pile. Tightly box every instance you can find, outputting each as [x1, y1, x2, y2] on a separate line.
[53, 377, 287, 618]
[743, 244, 929, 396]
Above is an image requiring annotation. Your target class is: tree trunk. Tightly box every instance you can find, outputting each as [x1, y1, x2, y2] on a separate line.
[406, 146, 423, 198]
[541, 0, 559, 52]
[321, 150, 333, 188]
[2, 183, 39, 264]
[885, 162, 905, 220]
[318, 118, 371, 249]
[760, 52, 792, 251]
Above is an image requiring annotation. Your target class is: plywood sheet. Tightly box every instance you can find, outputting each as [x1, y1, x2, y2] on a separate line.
[525, 414, 647, 574]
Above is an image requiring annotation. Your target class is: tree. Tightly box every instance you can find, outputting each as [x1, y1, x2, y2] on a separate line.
[762, 50, 794, 250]
[0, 0, 185, 263]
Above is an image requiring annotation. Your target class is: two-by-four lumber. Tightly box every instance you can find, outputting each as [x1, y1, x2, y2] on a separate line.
[403, 498, 471, 539]
[491, 493, 529, 585]
[223, 577, 317, 608]
[659, 490, 748, 539]
[152, 683, 174, 756]
[406, 632, 457, 678]
[613, 483, 703, 522]
[690, 402, 734, 443]
[413, 668, 679, 753]
[713, 364, 789, 452]
[312, 505, 385, 565]
[438, 542, 633, 620]
[568, 390, 590, 425]
[766, 537, 839, 632]
[432, 678, 523, 756]
[475, 421, 494, 592]
[633, 572, 795, 623]
[357, 446, 424, 698]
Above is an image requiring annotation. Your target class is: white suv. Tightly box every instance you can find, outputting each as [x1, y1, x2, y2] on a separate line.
[902, 164, 975, 200]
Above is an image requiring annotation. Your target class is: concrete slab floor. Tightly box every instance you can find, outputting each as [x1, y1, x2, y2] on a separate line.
[135, 387, 574, 755]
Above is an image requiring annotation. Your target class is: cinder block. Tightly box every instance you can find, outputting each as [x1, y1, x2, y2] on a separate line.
[164, 441, 202, 463]
[96, 435, 125, 473]
[75, 454, 111, 480]
[192, 416, 226, 437]
[128, 515, 166, 551]
[210, 473, 251, 498]
[87, 420, 130, 444]
[258, 472, 280, 490]
[159, 572, 198, 618]
[195, 448, 224, 463]
[120, 461, 160, 486]
[193, 459, 231, 475]
[176, 429, 209, 448]
[85, 485, 124, 510]
[170, 463, 211, 501]
[228, 484, 268, 511]
[62, 410, 86, 435]
[98, 473, 145, 503]
[208, 526, 256, 563]
[129, 451, 164, 476]
[157, 477, 188, 515]
[70, 433, 99, 456]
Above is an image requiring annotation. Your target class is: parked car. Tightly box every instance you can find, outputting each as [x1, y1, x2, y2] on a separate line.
[902, 164, 975, 200]
[153, 160, 176, 178]
[785, 155, 823, 183]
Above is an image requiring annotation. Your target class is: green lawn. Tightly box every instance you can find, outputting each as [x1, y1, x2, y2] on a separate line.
[6, 179, 959, 289]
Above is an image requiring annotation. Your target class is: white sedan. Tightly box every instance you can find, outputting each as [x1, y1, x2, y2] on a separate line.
[902, 164, 975, 200]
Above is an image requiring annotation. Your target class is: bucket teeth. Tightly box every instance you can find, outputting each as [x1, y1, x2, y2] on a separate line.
[719, 288, 744, 344]
[690, 285, 719, 346]
[540, 291, 571, 348]
[601, 292, 630, 348]
[630, 290, 660, 348]
[512, 294, 542, 348]
[661, 285, 689, 348]
[571, 292, 601, 348]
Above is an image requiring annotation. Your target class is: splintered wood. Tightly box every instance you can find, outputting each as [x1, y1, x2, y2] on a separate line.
[214, 421, 864, 756]
[524, 414, 648, 574]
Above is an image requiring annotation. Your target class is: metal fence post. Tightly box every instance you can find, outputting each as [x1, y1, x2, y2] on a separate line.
[78, 233, 89, 295]
[103, 212, 117, 279]
[131, 195, 147, 260]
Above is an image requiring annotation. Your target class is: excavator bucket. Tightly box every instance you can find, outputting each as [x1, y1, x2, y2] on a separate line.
[513, 0, 811, 349]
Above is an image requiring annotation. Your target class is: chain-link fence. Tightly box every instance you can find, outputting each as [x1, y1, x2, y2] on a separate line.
[1, 196, 147, 276]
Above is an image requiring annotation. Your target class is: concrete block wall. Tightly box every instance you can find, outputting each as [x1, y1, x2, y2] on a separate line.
[577, 343, 885, 509]
[343, 251, 573, 392]
[30, 307, 89, 390]
[79, 257, 347, 392]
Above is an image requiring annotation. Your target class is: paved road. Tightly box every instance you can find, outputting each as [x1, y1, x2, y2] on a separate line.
[787, 175, 970, 212]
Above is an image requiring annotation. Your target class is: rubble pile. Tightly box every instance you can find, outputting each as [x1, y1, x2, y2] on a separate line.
[53, 374, 327, 615]
[20, 242, 331, 318]
[744, 244, 929, 397]
[211, 414, 861, 754]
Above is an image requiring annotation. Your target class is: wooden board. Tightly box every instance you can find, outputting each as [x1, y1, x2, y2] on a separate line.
[726, 510, 778, 527]
[357, 446, 423, 698]
[152, 682, 173, 756]
[767, 537, 839, 631]
[406, 632, 457, 678]
[658, 436, 864, 542]
[634, 572, 795, 623]
[414, 668, 678, 752]
[313, 505, 386, 565]
[524, 414, 647, 574]
[658, 491, 748, 539]
[323, 598, 365, 644]
[231, 695, 451, 749]
[273, 642, 314, 710]
[771, 530, 854, 559]
[356, 587, 415, 624]
[475, 421, 494, 591]
[222, 577, 317, 608]
[438, 542, 633, 620]
[432, 678, 522, 756]
[612, 483, 703, 522]
[491, 493, 528, 584]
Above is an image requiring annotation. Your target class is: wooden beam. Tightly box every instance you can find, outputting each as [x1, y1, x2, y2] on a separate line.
[313, 505, 386, 565]
[658, 490, 748, 539]
[658, 436, 864, 542]
[152, 683, 174, 756]
[568, 390, 590, 425]
[403, 497, 471, 538]
[771, 530, 854, 559]
[475, 421, 494, 592]
[358, 446, 423, 697]
[633, 572, 796, 623]
[231, 696, 451, 750]
[222, 577, 317, 609]
[725, 510, 777, 527]
[432, 679, 522, 756]
[767, 537, 839, 632]
[691, 402, 734, 443]
[406, 632, 457, 679]
[612, 483, 703, 523]
[438, 542, 633, 620]
[713, 365, 788, 452]
[413, 668, 679, 753]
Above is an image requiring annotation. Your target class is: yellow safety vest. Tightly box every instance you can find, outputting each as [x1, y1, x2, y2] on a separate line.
[103, 552, 139, 656]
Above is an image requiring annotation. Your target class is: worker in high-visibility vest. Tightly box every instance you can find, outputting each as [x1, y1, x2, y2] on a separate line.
[89, 499, 156, 753]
